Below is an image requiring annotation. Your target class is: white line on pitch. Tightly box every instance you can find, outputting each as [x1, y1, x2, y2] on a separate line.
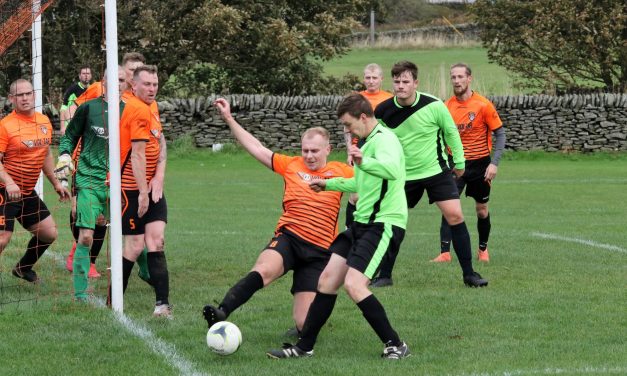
[47, 252, 208, 376]
[457, 365, 627, 376]
[531, 232, 627, 254]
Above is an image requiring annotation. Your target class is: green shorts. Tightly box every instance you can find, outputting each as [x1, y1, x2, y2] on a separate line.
[75, 188, 109, 229]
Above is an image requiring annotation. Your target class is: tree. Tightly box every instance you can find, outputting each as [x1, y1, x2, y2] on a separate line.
[472, 0, 627, 92]
[2, 0, 368, 98]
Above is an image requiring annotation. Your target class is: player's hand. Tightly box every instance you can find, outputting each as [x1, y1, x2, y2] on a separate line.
[54, 182, 71, 202]
[346, 153, 354, 167]
[309, 179, 327, 192]
[148, 176, 163, 203]
[138, 192, 149, 217]
[348, 145, 363, 165]
[452, 168, 465, 179]
[5, 182, 21, 201]
[485, 164, 498, 182]
[54, 154, 75, 180]
[213, 98, 232, 120]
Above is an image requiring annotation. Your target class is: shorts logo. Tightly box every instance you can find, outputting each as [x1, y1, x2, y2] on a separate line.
[0, 216, 5, 226]
[269, 240, 278, 248]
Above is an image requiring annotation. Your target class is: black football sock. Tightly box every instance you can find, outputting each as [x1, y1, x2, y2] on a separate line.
[70, 211, 79, 242]
[108, 257, 134, 303]
[440, 215, 452, 253]
[90, 224, 107, 264]
[297, 292, 337, 352]
[477, 214, 491, 251]
[345, 201, 356, 228]
[357, 294, 401, 346]
[219, 271, 264, 316]
[376, 246, 399, 279]
[147, 251, 170, 305]
[450, 222, 474, 276]
[15, 236, 51, 272]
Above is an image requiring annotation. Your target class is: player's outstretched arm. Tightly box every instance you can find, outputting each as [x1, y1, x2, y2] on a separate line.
[43, 149, 70, 201]
[214, 98, 273, 169]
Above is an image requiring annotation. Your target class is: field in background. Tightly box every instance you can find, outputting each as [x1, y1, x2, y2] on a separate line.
[0, 150, 625, 375]
[322, 47, 525, 97]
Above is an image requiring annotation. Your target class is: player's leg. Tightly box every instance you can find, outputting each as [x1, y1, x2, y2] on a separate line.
[66, 196, 78, 271]
[344, 193, 358, 228]
[0, 191, 17, 255]
[73, 189, 104, 298]
[267, 232, 351, 358]
[204, 244, 286, 327]
[466, 177, 491, 262]
[145, 219, 170, 317]
[434, 175, 466, 262]
[292, 292, 314, 333]
[344, 223, 409, 359]
[290, 244, 331, 332]
[437, 197, 487, 287]
[15, 194, 56, 282]
[87, 214, 107, 278]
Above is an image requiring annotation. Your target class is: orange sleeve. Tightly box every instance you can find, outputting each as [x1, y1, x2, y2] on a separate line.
[0, 120, 9, 152]
[129, 105, 151, 141]
[272, 153, 296, 175]
[484, 101, 503, 131]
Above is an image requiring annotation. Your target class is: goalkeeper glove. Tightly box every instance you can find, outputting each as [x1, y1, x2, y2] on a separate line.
[55, 154, 75, 180]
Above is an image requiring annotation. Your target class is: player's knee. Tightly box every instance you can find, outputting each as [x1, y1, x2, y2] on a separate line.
[78, 232, 93, 247]
[252, 264, 282, 285]
[476, 205, 489, 218]
[443, 211, 464, 225]
[39, 227, 58, 244]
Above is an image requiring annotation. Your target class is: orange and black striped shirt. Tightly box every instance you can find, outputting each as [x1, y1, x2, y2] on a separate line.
[0, 111, 52, 195]
[272, 154, 354, 250]
[445, 92, 502, 160]
[119, 94, 160, 190]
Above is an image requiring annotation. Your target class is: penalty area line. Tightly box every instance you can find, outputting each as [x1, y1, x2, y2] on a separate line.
[531, 232, 626, 254]
[47, 252, 209, 376]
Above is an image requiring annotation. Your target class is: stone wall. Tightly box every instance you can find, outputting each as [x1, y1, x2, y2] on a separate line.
[158, 93, 627, 152]
[2, 93, 626, 152]
[348, 23, 480, 45]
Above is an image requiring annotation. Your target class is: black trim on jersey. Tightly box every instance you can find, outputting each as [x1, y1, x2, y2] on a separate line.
[368, 180, 388, 224]
[435, 129, 449, 171]
[374, 94, 439, 129]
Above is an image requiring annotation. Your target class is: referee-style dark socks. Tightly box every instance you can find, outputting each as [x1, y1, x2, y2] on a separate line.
[357, 294, 401, 347]
[450, 222, 474, 276]
[122, 257, 135, 292]
[90, 224, 107, 264]
[440, 216, 452, 252]
[147, 251, 170, 306]
[477, 214, 491, 250]
[219, 271, 264, 317]
[297, 292, 338, 352]
[70, 211, 79, 242]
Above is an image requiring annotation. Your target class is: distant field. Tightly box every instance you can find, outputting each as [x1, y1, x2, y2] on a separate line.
[322, 47, 526, 97]
[0, 150, 625, 375]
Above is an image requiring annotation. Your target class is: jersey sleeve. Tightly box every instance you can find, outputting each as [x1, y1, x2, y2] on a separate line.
[59, 102, 88, 155]
[325, 176, 356, 193]
[129, 105, 151, 141]
[0, 120, 9, 153]
[484, 101, 503, 131]
[271, 153, 295, 175]
[436, 101, 465, 170]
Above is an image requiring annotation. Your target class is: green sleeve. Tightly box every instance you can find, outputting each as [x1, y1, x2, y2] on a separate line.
[325, 177, 357, 193]
[59, 103, 88, 155]
[437, 102, 465, 170]
[359, 146, 403, 181]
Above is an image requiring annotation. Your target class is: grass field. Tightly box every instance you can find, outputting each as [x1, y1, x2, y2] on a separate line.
[0, 150, 626, 375]
[322, 47, 525, 97]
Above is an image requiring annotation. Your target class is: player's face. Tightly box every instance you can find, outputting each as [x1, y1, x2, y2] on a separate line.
[363, 69, 383, 93]
[301, 134, 330, 171]
[340, 113, 368, 139]
[79, 68, 92, 85]
[124, 61, 144, 86]
[9, 81, 35, 115]
[133, 71, 159, 104]
[117, 71, 128, 96]
[392, 71, 418, 103]
[451, 67, 472, 97]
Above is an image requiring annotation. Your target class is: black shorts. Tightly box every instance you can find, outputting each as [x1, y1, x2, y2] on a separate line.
[121, 190, 168, 235]
[266, 228, 331, 294]
[330, 222, 405, 280]
[456, 157, 492, 204]
[404, 171, 460, 207]
[0, 188, 51, 232]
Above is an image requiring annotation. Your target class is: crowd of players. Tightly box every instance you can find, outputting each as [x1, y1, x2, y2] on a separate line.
[0, 56, 504, 359]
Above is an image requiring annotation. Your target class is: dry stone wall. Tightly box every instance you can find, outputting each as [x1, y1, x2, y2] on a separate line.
[158, 93, 627, 152]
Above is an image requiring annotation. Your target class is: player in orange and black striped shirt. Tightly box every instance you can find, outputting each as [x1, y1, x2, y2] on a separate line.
[117, 64, 172, 318]
[435, 63, 506, 263]
[203, 98, 353, 334]
[0, 79, 70, 283]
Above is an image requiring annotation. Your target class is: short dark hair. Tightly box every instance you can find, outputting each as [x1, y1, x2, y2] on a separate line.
[450, 62, 472, 76]
[391, 61, 418, 80]
[336, 93, 373, 119]
[78, 65, 91, 74]
[122, 52, 146, 65]
[133, 64, 158, 79]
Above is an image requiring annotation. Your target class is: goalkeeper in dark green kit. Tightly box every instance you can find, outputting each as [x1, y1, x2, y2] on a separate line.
[56, 67, 126, 300]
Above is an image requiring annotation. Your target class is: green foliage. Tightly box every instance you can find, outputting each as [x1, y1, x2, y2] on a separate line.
[472, 0, 627, 93]
[1, 0, 369, 98]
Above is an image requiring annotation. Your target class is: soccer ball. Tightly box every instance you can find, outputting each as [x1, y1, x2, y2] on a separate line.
[206, 321, 242, 355]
